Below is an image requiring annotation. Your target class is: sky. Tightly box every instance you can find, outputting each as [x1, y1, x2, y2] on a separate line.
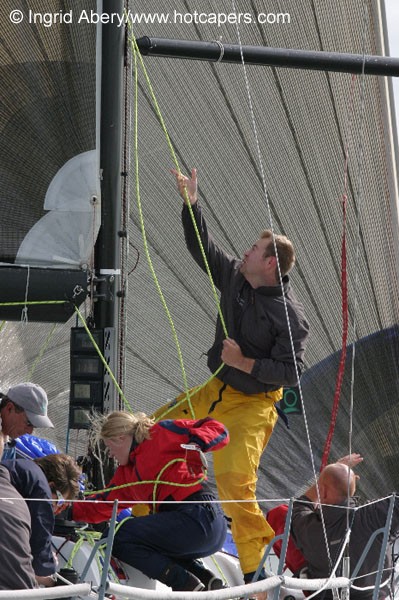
[385, 0, 399, 128]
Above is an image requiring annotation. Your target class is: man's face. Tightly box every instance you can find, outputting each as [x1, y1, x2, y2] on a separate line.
[239, 237, 272, 279]
[1, 402, 34, 438]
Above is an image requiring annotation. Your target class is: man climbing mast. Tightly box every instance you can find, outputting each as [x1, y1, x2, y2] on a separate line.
[153, 168, 309, 592]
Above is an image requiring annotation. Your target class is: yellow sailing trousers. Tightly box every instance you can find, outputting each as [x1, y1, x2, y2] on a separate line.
[152, 377, 282, 575]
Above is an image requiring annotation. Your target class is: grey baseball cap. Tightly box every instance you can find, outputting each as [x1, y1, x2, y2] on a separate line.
[7, 382, 54, 428]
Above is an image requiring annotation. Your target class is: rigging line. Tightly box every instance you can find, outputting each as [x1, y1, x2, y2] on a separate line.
[21, 264, 30, 324]
[248, 0, 380, 349]
[130, 36, 193, 418]
[133, 73, 242, 258]
[320, 72, 357, 473]
[348, 1, 368, 482]
[128, 215, 216, 323]
[180, 1, 336, 351]
[251, 0, 383, 332]
[129, 27, 229, 416]
[151, 458, 206, 514]
[135, 82, 240, 265]
[336, 1, 370, 546]
[82, 471, 206, 497]
[127, 344, 224, 404]
[230, 0, 318, 496]
[74, 306, 132, 413]
[230, 0, 336, 577]
[130, 31, 229, 340]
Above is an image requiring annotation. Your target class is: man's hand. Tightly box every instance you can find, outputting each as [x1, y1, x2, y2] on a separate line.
[171, 168, 197, 205]
[337, 453, 363, 468]
[221, 338, 255, 374]
[36, 574, 56, 587]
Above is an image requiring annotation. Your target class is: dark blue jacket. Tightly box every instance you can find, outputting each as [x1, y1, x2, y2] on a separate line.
[2, 459, 55, 576]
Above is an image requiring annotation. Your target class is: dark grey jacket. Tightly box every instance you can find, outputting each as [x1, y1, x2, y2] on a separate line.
[291, 494, 399, 599]
[182, 202, 309, 394]
[3, 459, 55, 576]
[0, 465, 37, 590]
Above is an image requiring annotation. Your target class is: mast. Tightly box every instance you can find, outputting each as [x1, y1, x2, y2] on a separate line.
[93, 0, 125, 414]
[136, 37, 399, 77]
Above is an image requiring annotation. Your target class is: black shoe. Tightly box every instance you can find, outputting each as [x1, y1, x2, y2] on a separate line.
[197, 568, 226, 590]
[186, 562, 226, 590]
[205, 574, 226, 590]
[181, 572, 206, 592]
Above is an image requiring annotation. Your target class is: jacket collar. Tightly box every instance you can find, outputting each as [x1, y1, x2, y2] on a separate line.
[240, 273, 290, 297]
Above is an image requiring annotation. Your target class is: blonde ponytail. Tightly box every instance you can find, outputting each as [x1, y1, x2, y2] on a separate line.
[90, 411, 154, 447]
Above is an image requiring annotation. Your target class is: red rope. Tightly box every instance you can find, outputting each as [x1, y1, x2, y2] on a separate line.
[320, 75, 356, 471]
[320, 194, 348, 471]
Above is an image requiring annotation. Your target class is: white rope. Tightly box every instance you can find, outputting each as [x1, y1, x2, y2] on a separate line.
[229, 0, 318, 479]
[20, 265, 30, 324]
[347, 0, 369, 519]
[106, 575, 351, 599]
[0, 583, 91, 599]
[229, 0, 331, 573]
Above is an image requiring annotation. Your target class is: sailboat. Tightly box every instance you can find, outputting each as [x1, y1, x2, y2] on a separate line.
[0, 0, 398, 597]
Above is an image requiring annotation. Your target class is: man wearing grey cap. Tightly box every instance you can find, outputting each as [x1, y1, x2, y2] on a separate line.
[0, 382, 54, 439]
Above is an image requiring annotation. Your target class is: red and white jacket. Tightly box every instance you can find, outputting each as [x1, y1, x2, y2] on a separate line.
[73, 417, 229, 523]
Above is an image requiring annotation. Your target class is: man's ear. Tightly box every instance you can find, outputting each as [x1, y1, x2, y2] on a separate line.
[318, 482, 327, 503]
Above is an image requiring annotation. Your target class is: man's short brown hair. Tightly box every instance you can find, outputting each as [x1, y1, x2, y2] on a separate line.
[35, 454, 81, 500]
[261, 230, 295, 277]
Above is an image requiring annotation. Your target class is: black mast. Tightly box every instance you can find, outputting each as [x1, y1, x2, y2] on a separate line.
[91, 0, 126, 421]
[73, 0, 125, 485]
[95, 0, 125, 333]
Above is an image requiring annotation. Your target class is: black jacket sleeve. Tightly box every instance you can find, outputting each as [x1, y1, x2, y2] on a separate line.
[182, 202, 236, 290]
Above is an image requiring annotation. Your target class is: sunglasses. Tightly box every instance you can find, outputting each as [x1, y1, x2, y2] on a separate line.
[55, 489, 67, 508]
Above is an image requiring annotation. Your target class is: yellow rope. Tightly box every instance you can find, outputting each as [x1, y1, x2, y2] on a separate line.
[65, 535, 86, 569]
[128, 29, 230, 421]
[83, 455, 206, 502]
[131, 42, 194, 418]
[151, 457, 206, 513]
[130, 34, 228, 339]
[83, 473, 205, 497]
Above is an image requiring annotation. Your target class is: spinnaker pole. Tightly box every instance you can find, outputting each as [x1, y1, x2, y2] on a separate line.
[136, 37, 399, 77]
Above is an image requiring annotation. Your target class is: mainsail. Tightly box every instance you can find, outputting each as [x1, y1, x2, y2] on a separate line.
[0, 0, 398, 511]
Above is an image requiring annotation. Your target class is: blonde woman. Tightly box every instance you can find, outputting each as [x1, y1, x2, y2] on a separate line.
[73, 411, 229, 592]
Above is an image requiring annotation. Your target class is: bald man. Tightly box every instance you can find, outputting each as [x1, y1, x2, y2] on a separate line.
[291, 457, 399, 599]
